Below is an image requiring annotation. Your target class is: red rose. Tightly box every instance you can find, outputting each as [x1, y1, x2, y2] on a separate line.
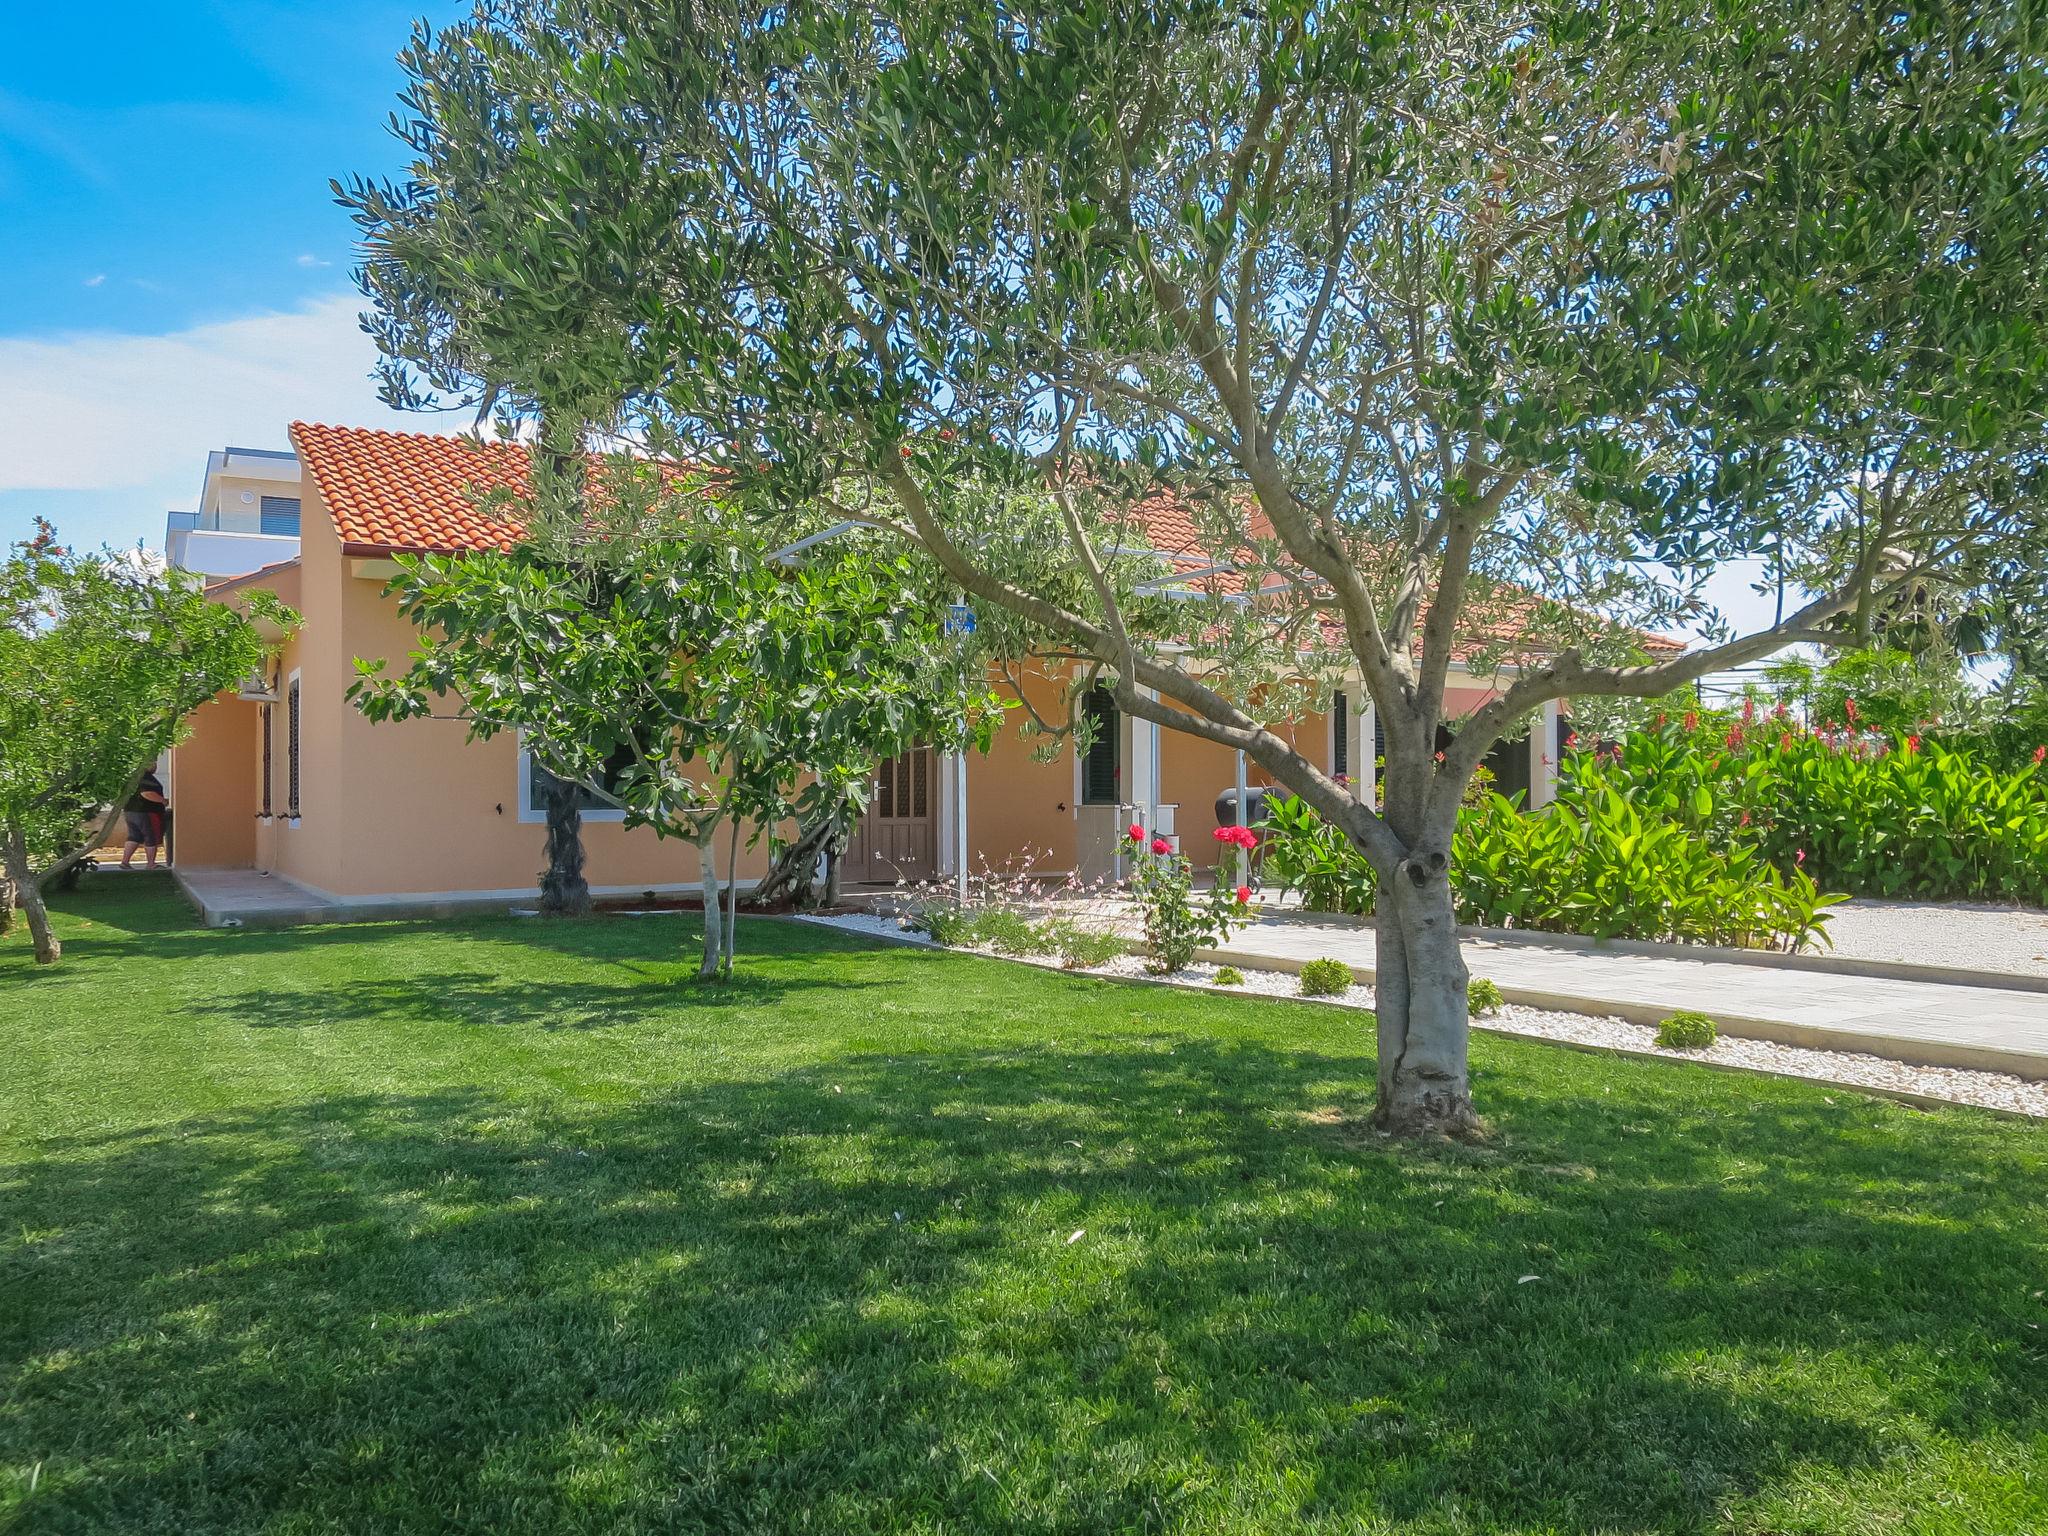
[1150, 837, 1171, 856]
[1565, 731, 1579, 749]
[1235, 886, 1251, 904]
[1128, 824, 1145, 842]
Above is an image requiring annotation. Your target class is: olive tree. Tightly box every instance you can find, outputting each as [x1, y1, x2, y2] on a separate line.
[1, 522, 292, 964]
[347, 0, 2048, 1132]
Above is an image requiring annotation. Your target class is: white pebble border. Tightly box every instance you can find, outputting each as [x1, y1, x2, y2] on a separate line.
[795, 912, 2048, 1119]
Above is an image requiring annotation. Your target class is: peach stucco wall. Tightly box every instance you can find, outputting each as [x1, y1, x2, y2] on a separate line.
[174, 475, 1526, 896]
[168, 694, 259, 869]
[179, 480, 764, 899]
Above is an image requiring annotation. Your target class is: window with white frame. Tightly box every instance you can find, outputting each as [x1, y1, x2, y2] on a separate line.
[518, 741, 634, 823]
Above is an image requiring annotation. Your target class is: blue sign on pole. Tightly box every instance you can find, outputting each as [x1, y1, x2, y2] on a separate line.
[945, 603, 977, 636]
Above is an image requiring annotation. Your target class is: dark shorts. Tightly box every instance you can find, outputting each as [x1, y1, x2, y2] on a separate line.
[124, 810, 163, 847]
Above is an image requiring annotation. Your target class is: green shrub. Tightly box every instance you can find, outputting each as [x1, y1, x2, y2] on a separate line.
[1213, 966, 1245, 987]
[1297, 958, 1354, 997]
[1468, 977, 1504, 1017]
[917, 902, 1040, 955]
[1570, 714, 2048, 906]
[1036, 917, 1125, 970]
[1258, 794, 1377, 915]
[1655, 1010, 1718, 1051]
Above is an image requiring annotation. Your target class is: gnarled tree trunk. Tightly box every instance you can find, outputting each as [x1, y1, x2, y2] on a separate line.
[1372, 851, 1476, 1136]
[1, 825, 59, 965]
[537, 779, 593, 917]
[748, 802, 851, 911]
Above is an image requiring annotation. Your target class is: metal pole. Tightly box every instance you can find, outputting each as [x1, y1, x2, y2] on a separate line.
[1234, 748, 1249, 888]
[955, 749, 968, 901]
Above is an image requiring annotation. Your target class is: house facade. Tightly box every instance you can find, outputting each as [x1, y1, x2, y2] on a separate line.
[168, 423, 1633, 906]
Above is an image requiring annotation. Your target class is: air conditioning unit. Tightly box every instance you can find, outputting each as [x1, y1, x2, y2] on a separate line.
[237, 666, 279, 702]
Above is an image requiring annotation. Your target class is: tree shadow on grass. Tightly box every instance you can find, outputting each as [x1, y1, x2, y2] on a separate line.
[6, 1039, 2044, 1534]
[178, 965, 879, 1031]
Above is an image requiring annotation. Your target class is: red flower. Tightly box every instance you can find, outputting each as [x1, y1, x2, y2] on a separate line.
[1434, 750, 1446, 763]
[2035, 745, 2046, 766]
[1774, 701, 1788, 720]
[1654, 712, 1667, 728]
[1234, 885, 1251, 905]
[1564, 731, 1580, 749]
[1128, 824, 1145, 843]
[1795, 848, 1807, 865]
[1739, 810, 1752, 826]
[1904, 734, 1921, 754]
[1780, 732, 1794, 752]
[1843, 697, 1859, 724]
[1723, 726, 1744, 750]
[1150, 837, 1171, 856]
[1683, 711, 1699, 732]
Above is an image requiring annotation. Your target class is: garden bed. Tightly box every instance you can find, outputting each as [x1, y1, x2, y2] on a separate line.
[803, 912, 2048, 1118]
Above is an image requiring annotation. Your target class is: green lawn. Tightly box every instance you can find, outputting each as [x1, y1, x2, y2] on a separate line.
[3, 878, 2045, 1535]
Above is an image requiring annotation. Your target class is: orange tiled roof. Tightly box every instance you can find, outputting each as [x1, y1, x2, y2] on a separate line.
[290, 422, 1684, 657]
[291, 422, 538, 555]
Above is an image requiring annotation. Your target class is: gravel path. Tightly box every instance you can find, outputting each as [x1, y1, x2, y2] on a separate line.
[1822, 899, 2048, 978]
[795, 912, 2048, 1118]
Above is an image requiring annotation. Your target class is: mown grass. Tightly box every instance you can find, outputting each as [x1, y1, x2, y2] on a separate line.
[3, 875, 2045, 1534]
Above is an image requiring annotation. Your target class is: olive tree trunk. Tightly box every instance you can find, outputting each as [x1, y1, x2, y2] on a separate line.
[537, 779, 593, 917]
[1352, 755, 1479, 1138]
[1372, 854, 1477, 1136]
[1, 824, 59, 966]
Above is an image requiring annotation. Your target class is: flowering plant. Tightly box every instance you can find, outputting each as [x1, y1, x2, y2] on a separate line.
[1128, 836, 1252, 973]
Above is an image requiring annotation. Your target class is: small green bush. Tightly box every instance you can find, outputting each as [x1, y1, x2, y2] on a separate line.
[1468, 977, 1504, 1017]
[1213, 966, 1245, 987]
[1036, 917, 1125, 970]
[918, 903, 1039, 955]
[1656, 1010, 1718, 1051]
[1297, 958, 1354, 998]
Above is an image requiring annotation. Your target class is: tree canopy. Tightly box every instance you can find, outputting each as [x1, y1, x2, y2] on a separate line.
[344, 0, 2048, 1131]
[351, 485, 999, 978]
[1, 521, 293, 964]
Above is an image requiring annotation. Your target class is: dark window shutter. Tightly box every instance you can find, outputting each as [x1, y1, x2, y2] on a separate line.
[1372, 708, 1386, 767]
[260, 703, 273, 817]
[1081, 687, 1121, 805]
[286, 679, 301, 816]
[259, 496, 301, 536]
[1333, 690, 1349, 779]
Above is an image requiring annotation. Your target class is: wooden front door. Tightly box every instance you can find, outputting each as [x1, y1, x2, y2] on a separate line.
[844, 747, 938, 884]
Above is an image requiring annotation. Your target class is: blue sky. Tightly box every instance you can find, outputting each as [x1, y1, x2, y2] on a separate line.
[0, 4, 1776, 638]
[0, 1, 465, 552]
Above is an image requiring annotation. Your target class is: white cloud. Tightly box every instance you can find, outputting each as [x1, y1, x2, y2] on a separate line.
[296, 253, 332, 269]
[0, 293, 434, 495]
[82, 273, 106, 288]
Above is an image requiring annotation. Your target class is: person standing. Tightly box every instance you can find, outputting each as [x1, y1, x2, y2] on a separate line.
[120, 770, 168, 870]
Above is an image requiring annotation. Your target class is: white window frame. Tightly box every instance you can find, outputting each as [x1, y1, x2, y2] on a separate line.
[516, 739, 628, 825]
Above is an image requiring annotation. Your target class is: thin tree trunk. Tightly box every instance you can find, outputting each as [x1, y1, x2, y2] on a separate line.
[537, 779, 593, 917]
[1372, 851, 1477, 1137]
[695, 830, 725, 981]
[2, 826, 59, 965]
[722, 813, 741, 977]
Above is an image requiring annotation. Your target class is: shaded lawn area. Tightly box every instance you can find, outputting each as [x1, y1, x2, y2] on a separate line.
[3, 878, 2045, 1535]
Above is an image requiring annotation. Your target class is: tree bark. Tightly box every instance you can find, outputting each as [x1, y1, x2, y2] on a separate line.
[2, 826, 59, 965]
[1371, 849, 1478, 1137]
[537, 779, 593, 917]
[695, 830, 725, 981]
[723, 814, 742, 978]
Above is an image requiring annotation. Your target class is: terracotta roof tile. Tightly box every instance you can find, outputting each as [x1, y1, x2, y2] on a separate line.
[290, 422, 1686, 658]
[290, 422, 535, 555]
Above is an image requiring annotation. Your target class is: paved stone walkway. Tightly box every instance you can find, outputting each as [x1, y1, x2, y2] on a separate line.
[1205, 916, 2048, 1080]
